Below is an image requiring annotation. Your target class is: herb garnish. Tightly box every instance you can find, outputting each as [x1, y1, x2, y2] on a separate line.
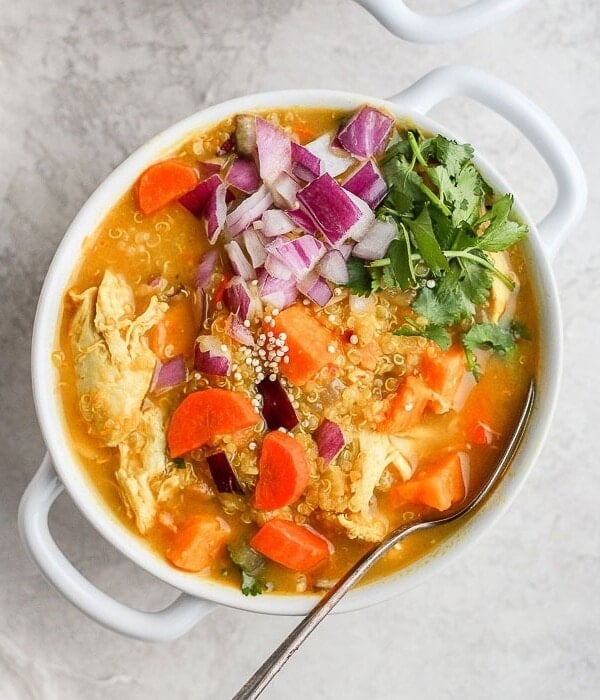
[346, 130, 529, 374]
[227, 542, 267, 596]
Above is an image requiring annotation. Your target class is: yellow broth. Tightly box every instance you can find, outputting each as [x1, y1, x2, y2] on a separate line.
[54, 107, 538, 595]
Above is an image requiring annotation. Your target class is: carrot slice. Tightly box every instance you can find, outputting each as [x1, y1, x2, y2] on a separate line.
[390, 453, 465, 512]
[272, 304, 337, 386]
[250, 519, 331, 571]
[149, 295, 197, 361]
[378, 375, 433, 433]
[421, 344, 466, 414]
[167, 514, 231, 572]
[167, 388, 260, 457]
[254, 431, 310, 510]
[137, 160, 199, 215]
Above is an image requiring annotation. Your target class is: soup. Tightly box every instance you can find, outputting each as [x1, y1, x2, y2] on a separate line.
[55, 105, 537, 596]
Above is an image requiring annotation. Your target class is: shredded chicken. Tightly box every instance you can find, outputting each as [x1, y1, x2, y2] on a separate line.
[70, 270, 167, 446]
[486, 251, 519, 323]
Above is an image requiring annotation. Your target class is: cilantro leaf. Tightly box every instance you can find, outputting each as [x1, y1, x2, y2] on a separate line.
[460, 255, 493, 304]
[387, 236, 413, 290]
[240, 571, 265, 597]
[449, 163, 485, 226]
[394, 320, 451, 350]
[345, 256, 372, 296]
[228, 542, 267, 597]
[461, 322, 518, 379]
[476, 195, 528, 252]
[421, 136, 474, 178]
[381, 157, 426, 216]
[406, 205, 449, 275]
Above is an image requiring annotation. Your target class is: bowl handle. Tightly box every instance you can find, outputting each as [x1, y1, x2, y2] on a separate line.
[18, 453, 216, 641]
[353, 0, 529, 43]
[387, 65, 587, 259]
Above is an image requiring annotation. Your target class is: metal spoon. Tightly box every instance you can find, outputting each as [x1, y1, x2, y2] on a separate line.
[234, 381, 535, 700]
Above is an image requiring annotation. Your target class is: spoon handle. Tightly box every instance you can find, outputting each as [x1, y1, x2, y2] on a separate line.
[231, 521, 420, 700]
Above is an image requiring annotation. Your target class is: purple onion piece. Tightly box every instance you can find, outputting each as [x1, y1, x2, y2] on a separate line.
[206, 452, 244, 494]
[194, 336, 231, 376]
[179, 173, 222, 217]
[313, 419, 345, 464]
[258, 269, 298, 310]
[352, 219, 397, 261]
[268, 171, 300, 209]
[226, 314, 255, 346]
[265, 235, 325, 280]
[305, 133, 355, 177]
[285, 208, 318, 234]
[291, 141, 323, 182]
[226, 184, 273, 236]
[264, 254, 293, 281]
[216, 136, 235, 156]
[242, 228, 267, 268]
[297, 173, 368, 245]
[257, 376, 299, 431]
[342, 160, 388, 209]
[337, 241, 354, 261]
[223, 276, 262, 321]
[206, 183, 228, 244]
[226, 158, 261, 194]
[297, 273, 333, 307]
[317, 250, 349, 285]
[336, 106, 394, 160]
[150, 356, 187, 395]
[195, 249, 219, 289]
[256, 117, 292, 185]
[261, 209, 295, 237]
[225, 240, 256, 281]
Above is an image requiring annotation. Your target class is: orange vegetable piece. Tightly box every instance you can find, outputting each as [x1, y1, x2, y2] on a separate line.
[167, 388, 260, 457]
[250, 519, 331, 572]
[390, 453, 465, 512]
[461, 382, 495, 446]
[254, 431, 310, 510]
[137, 160, 198, 215]
[149, 295, 197, 361]
[271, 304, 338, 386]
[167, 514, 231, 572]
[291, 122, 317, 144]
[421, 344, 466, 414]
[378, 375, 433, 433]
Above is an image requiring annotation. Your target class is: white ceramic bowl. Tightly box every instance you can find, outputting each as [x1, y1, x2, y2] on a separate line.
[19, 66, 586, 641]
[353, 0, 530, 43]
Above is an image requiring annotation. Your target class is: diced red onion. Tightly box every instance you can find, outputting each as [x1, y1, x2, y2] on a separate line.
[305, 133, 355, 177]
[297, 273, 333, 307]
[262, 209, 296, 237]
[242, 228, 267, 268]
[223, 276, 262, 321]
[285, 208, 318, 234]
[291, 141, 323, 182]
[226, 158, 261, 194]
[264, 254, 293, 281]
[257, 376, 299, 431]
[256, 117, 291, 185]
[217, 136, 235, 156]
[342, 160, 388, 209]
[269, 171, 300, 209]
[224, 240, 256, 281]
[226, 184, 273, 236]
[337, 241, 354, 260]
[313, 419, 345, 464]
[297, 173, 368, 245]
[265, 235, 325, 280]
[150, 356, 187, 395]
[179, 173, 221, 217]
[225, 313, 255, 346]
[195, 249, 219, 289]
[344, 190, 375, 242]
[258, 269, 298, 310]
[337, 106, 394, 160]
[317, 250, 349, 285]
[206, 183, 228, 244]
[352, 219, 397, 260]
[194, 336, 231, 376]
[206, 452, 244, 494]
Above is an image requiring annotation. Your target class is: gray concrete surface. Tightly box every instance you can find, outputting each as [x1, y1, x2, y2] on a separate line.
[1, 1, 599, 698]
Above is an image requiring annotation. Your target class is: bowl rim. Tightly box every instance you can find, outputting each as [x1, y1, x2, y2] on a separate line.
[31, 88, 562, 615]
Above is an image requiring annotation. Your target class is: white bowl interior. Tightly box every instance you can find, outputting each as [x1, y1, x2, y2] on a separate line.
[32, 90, 561, 615]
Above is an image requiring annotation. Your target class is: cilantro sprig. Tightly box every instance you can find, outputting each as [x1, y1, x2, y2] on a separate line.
[227, 541, 268, 596]
[346, 130, 529, 375]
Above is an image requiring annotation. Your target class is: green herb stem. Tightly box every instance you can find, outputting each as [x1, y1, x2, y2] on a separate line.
[445, 250, 515, 290]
